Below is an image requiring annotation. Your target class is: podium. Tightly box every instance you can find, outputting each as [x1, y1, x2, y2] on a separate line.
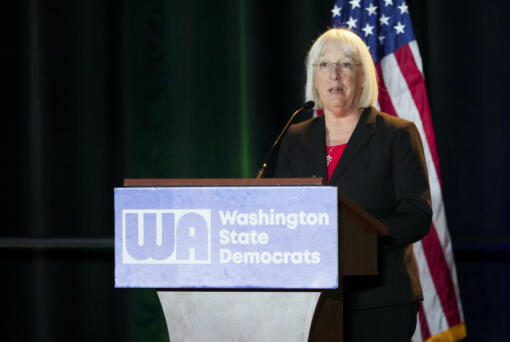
[115, 178, 388, 342]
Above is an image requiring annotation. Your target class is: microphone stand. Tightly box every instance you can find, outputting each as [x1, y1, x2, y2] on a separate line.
[256, 101, 314, 178]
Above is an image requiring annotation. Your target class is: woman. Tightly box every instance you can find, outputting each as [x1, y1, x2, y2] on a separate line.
[274, 28, 432, 341]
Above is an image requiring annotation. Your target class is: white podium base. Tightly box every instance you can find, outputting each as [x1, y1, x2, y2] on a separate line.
[157, 292, 320, 342]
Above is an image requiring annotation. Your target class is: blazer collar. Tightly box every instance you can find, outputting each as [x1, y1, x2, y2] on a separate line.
[329, 106, 378, 184]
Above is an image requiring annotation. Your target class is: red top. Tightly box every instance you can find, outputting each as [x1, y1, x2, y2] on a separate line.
[326, 143, 347, 181]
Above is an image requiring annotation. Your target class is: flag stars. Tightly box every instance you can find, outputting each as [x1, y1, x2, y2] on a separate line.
[362, 23, 374, 36]
[349, 0, 361, 10]
[378, 35, 386, 45]
[346, 16, 358, 29]
[366, 3, 377, 16]
[380, 14, 390, 26]
[331, 4, 341, 17]
[384, 0, 393, 6]
[394, 21, 405, 34]
[398, 2, 409, 14]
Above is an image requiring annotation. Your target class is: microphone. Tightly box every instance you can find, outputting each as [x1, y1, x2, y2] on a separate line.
[256, 101, 315, 178]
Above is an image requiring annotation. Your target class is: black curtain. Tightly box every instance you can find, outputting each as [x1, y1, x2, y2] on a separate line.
[7, 0, 510, 341]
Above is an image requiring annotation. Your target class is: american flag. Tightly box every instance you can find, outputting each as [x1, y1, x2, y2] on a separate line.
[329, 1, 467, 341]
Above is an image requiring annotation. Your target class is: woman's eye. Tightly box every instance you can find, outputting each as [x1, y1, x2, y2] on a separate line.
[319, 62, 329, 68]
[342, 62, 352, 69]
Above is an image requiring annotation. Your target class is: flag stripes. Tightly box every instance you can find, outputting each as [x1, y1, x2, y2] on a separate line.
[392, 44, 441, 181]
[421, 224, 462, 326]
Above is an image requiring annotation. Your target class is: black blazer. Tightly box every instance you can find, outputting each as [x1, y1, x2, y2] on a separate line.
[274, 106, 432, 309]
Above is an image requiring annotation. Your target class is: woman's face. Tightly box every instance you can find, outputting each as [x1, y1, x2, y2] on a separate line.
[314, 42, 363, 115]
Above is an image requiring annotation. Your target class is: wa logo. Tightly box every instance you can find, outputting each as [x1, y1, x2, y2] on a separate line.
[122, 209, 211, 264]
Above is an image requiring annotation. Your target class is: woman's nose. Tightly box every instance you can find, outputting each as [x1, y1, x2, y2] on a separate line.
[329, 66, 340, 79]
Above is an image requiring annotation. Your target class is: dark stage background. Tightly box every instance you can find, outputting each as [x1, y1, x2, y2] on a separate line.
[6, 0, 510, 341]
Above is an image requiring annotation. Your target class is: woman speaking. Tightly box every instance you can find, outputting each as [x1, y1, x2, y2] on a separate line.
[274, 28, 432, 341]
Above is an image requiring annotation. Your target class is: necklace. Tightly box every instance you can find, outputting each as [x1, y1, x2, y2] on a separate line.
[326, 145, 335, 166]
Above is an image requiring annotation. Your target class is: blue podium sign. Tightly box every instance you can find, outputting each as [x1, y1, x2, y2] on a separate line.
[114, 186, 338, 289]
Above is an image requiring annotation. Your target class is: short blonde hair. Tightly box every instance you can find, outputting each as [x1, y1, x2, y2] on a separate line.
[305, 28, 378, 109]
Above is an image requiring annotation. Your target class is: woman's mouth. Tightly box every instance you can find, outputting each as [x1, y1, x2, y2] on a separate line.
[329, 87, 344, 93]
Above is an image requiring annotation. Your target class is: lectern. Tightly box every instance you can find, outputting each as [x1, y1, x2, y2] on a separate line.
[115, 178, 388, 342]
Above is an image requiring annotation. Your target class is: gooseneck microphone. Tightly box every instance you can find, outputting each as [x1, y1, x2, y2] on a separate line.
[256, 101, 315, 178]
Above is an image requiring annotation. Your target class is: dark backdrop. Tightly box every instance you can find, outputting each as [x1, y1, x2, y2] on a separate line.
[6, 0, 510, 341]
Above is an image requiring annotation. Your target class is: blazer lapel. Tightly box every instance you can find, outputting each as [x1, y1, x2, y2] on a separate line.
[330, 107, 378, 184]
[307, 115, 329, 181]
